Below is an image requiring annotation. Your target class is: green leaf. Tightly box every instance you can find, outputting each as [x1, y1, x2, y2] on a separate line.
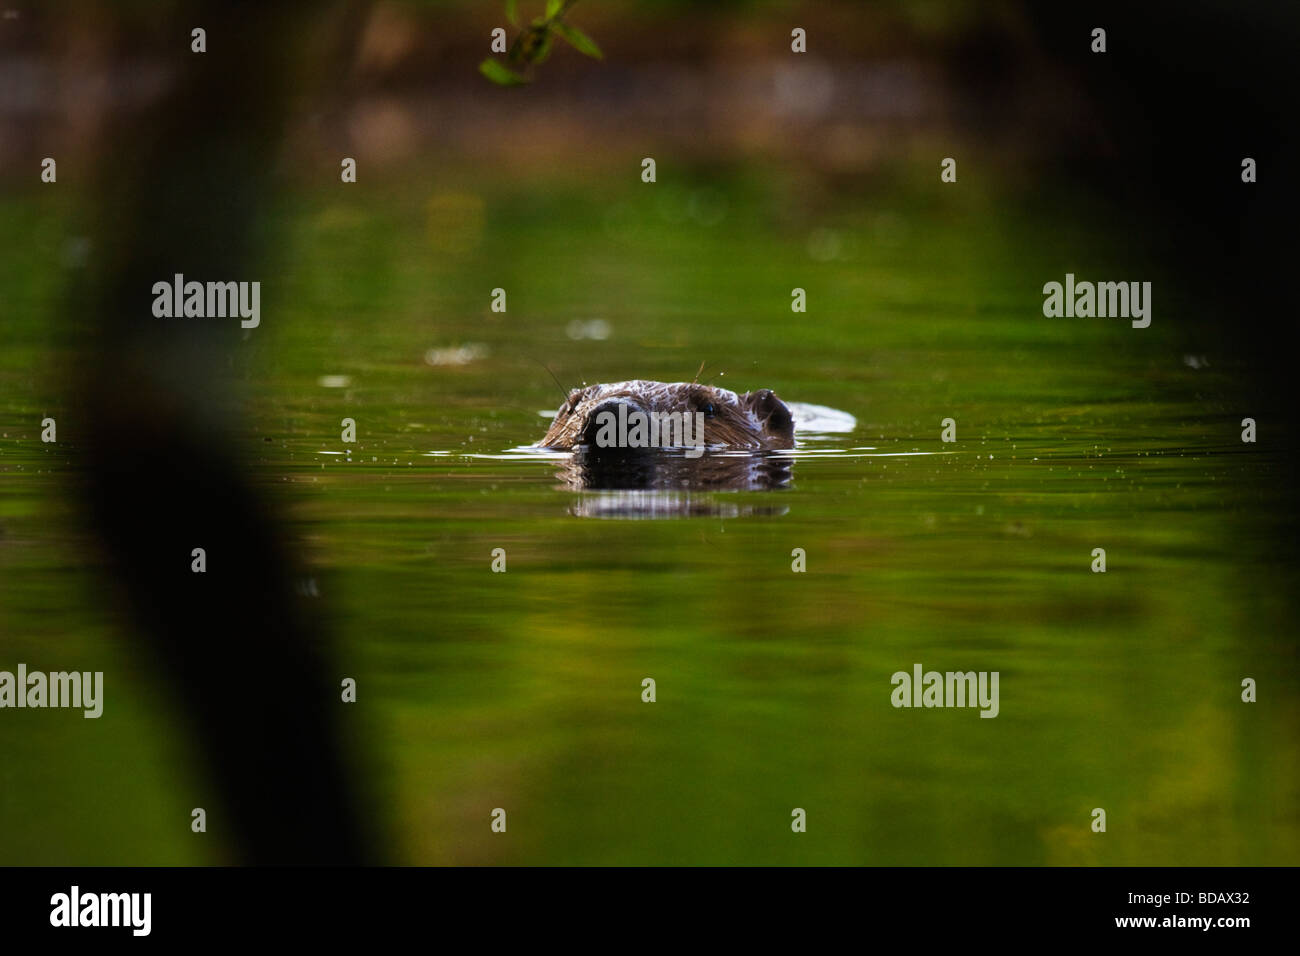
[553, 21, 603, 59]
[545, 0, 563, 18]
[479, 58, 526, 85]
[505, 0, 519, 27]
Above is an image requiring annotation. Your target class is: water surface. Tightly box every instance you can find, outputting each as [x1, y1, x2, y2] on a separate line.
[1, 171, 1295, 865]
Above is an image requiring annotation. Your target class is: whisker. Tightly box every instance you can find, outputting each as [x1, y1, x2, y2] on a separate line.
[532, 358, 572, 407]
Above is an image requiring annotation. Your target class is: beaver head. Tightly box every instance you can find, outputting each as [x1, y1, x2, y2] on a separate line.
[537, 380, 795, 452]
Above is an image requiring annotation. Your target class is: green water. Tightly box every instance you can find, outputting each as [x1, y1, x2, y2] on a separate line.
[1, 165, 1296, 864]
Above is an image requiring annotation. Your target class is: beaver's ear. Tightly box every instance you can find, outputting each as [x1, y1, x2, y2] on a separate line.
[743, 389, 794, 433]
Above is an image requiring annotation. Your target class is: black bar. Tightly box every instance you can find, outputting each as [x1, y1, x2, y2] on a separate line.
[1, 866, 1280, 942]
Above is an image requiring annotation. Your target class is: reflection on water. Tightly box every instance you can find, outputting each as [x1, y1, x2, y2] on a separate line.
[568, 487, 791, 520]
[560, 450, 793, 518]
[561, 448, 792, 490]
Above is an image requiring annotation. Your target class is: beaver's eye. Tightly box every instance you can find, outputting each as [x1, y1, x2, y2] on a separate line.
[700, 402, 716, 419]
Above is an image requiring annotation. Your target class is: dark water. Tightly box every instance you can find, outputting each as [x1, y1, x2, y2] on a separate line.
[1, 171, 1296, 864]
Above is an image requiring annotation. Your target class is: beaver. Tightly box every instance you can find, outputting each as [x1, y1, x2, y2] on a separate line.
[537, 380, 796, 452]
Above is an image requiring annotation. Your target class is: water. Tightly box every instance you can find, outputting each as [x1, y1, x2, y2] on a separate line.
[1, 170, 1295, 864]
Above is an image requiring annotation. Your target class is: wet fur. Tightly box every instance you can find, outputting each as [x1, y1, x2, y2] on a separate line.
[537, 380, 795, 451]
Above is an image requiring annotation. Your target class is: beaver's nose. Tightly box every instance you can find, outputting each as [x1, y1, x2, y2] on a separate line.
[579, 398, 643, 450]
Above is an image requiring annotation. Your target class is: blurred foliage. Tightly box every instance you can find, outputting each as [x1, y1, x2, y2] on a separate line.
[480, 0, 603, 85]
